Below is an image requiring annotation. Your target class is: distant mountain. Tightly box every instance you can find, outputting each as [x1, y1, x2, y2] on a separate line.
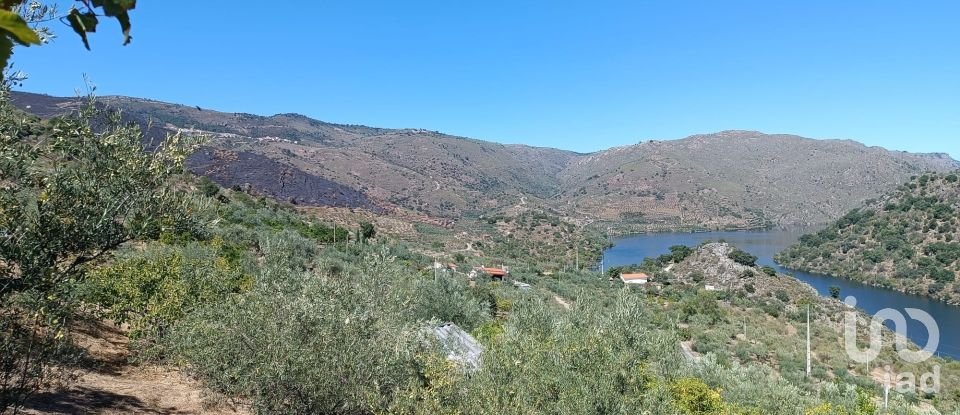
[561, 130, 959, 229]
[11, 91, 959, 229]
[777, 173, 960, 303]
[10, 91, 579, 217]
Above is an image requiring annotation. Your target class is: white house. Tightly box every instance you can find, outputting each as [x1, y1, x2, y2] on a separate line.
[620, 272, 650, 285]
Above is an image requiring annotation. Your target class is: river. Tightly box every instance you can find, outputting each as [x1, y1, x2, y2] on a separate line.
[603, 229, 960, 360]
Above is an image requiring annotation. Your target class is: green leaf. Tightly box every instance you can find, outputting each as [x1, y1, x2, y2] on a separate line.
[114, 11, 131, 45]
[0, 1, 23, 10]
[99, 0, 136, 10]
[66, 9, 99, 50]
[95, 0, 134, 45]
[0, 33, 13, 69]
[0, 9, 40, 45]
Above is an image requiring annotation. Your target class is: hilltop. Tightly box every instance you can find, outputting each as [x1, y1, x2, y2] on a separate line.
[777, 172, 960, 303]
[11, 91, 959, 232]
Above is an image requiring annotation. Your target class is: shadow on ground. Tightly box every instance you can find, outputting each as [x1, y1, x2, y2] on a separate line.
[23, 387, 185, 414]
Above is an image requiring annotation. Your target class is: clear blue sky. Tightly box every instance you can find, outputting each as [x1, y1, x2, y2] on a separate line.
[12, 1, 960, 157]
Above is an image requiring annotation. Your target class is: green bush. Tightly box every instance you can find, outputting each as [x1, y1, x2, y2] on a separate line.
[197, 176, 220, 197]
[775, 290, 790, 303]
[728, 249, 758, 267]
[82, 242, 252, 345]
[170, 257, 426, 414]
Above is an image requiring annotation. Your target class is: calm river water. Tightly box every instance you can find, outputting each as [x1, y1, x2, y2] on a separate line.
[604, 230, 960, 360]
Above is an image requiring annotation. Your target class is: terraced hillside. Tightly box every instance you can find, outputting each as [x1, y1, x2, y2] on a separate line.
[777, 172, 960, 303]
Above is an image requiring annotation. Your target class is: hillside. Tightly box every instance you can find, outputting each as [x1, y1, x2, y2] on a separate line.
[777, 172, 960, 303]
[9, 91, 579, 220]
[11, 91, 959, 231]
[605, 242, 958, 412]
[562, 130, 959, 230]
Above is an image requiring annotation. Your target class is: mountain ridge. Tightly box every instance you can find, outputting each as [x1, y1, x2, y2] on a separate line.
[10, 90, 959, 230]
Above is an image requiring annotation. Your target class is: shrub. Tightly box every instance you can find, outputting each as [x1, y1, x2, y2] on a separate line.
[197, 176, 220, 197]
[728, 249, 758, 267]
[668, 245, 695, 263]
[681, 291, 723, 324]
[829, 286, 841, 299]
[670, 378, 725, 415]
[83, 242, 252, 345]
[170, 260, 427, 414]
[775, 290, 790, 303]
[928, 266, 956, 283]
[862, 250, 884, 264]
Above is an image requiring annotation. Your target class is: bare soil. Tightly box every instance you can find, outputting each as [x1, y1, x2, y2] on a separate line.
[19, 320, 248, 415]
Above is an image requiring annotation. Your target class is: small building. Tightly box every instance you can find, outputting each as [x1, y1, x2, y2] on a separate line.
[476, 266, 510, 281]
[620, 272, 650, 285]
[513, 281, 531, 290]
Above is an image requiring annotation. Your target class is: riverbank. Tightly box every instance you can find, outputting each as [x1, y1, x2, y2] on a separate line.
[775, 254, 960, 306]
[604, 229, 960, 360]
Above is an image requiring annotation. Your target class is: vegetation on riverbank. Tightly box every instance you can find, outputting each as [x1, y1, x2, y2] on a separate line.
[777, 173, 960, 304]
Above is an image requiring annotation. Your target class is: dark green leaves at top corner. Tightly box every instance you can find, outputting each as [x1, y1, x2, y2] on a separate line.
[92, 0, 136, 46]
[67, 9, 99, 50]
[92, 0, 137, 10]
[0, 1, 22, 10]
[0, 8, 40, 69]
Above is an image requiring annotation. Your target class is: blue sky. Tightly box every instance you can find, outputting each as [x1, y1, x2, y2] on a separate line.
[12, 1, 960, 157]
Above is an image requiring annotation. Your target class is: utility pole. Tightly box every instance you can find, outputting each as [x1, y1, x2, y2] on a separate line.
[806, 304, 811, 378]
[600, 252, 604, 276]
[884, 366, 890, 409]
[575, 244, 579, 272]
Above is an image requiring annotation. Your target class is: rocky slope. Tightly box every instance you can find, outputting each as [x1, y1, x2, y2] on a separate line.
[777, 172, 960, 303]
[671, 242, 819, 301]
[11, 92, 958, 229]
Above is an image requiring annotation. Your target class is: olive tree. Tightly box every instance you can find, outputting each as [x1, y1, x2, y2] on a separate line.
[0, 84, 200, 410]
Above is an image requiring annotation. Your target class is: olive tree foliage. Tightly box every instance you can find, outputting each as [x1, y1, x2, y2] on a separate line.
[0, 84, 200, 410]
[169, 242, 491, 414]
[1, 0, 137, 69]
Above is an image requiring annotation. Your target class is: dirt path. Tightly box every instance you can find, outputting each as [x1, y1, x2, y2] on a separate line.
[553, 295, 572, 310]
[20, 320, 247, 415]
